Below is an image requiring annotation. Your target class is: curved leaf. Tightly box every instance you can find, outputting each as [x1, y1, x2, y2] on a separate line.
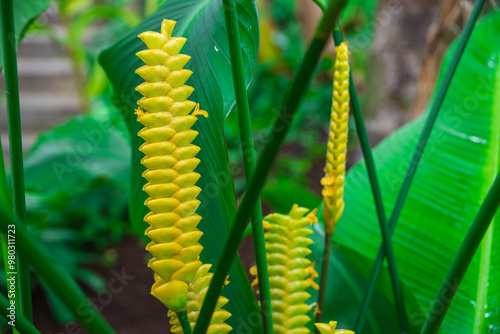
[0, 0, 50, 69]
[98, 0, 262, 329]
[23, 104, 130, 195]
[330, 11, 500, 333]
[307, 223, 411, 334]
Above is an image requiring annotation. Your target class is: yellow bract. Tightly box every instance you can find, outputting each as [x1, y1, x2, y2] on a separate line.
[252, 204, 319, 334]
[315, 321, 355, 334]
[135, 19, 207, 313]
[322, 41, 350, 235]
[168, 264, 232, 334]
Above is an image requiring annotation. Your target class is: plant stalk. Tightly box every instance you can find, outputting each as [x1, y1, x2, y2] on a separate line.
[0, 294, 40, 334]
[221, 0, 274, 333]
[0, 0, 33, 322]
[176, 311, 193, 334]
[315, 230, 332, 325]
[420, 171, 500, 334]
[0, 204, 115, 334]
[353, 0, 485, 331]
[193, 1, 348, 332]
[0, 137, 15, 331]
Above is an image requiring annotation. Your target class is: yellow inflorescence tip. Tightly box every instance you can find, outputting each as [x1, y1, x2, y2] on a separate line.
[315, 321, 355, 334]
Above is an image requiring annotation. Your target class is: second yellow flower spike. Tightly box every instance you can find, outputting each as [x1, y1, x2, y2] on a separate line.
[322, 41, 350, 235]
[252, 204, 319, 334]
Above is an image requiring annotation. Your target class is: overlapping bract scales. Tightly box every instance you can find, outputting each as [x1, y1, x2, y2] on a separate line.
[251, 204, 319, 334]
[315, 321, 354, 334]
[136, 19, 209, 312]
[322, 41, 350, 234]
[168, 264, 232, 334]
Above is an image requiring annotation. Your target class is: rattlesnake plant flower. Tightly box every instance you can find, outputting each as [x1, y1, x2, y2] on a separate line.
[135, 19, 209, 312]
[315, 321, 354, 334]
[168, 264, 232, 334]
[321, 41, 350, 235]
[251, 204, 319, 334]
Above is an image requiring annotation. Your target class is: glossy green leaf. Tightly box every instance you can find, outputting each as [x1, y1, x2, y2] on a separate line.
[330, 11, 500, 333]
[99, 0, 262, 329]
[261, 180, 321, 214]
[23, 103, 130, 195]
[308, 225, 403, 333]
[0, 0, 50, 69]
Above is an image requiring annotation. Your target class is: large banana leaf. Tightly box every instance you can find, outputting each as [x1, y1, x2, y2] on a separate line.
[98, 0, 262, 330]
[0, 0, 50, 70]
[307, 225, 413, 334]
[329, 10, 500, 333]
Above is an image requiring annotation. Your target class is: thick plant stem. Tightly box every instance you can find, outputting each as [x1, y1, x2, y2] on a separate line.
[176, 311, 193, 334]
[315, 230, 332, 325]
[421, 172, 500, 334]
[221, 0, 273, 333]
[0, 139, 14, 331]
[0, 294, 40, 334]
[353, 0, 485, 331]
[192, 1, 347, 333]
[0, 0, 32, 322]
[0, 204, 115, 334]
[0, 136, 9, 208]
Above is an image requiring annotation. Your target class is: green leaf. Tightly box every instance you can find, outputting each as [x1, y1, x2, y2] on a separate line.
[331, 11, 500, 333]
[98, 0, 262, 329]
[23, 102, 130, 195]
[0, 0, 50, 69]
[309, 207, 424, 333]
[20, 104, 130, 324]
[261, 180, 320, 214]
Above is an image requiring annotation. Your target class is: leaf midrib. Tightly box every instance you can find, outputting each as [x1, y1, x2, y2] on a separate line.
[473, 51, 500, 334]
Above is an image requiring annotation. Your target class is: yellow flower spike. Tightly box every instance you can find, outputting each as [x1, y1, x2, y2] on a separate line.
[315, 321, 355, 334]
[135, 19, 210, 312]
[168, 264, 232, 334]
[322, 41, 350, 235]
[252, 204, 319, 334]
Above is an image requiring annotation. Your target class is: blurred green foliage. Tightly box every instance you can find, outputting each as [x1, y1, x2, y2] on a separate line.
[225, 0, 375, 197]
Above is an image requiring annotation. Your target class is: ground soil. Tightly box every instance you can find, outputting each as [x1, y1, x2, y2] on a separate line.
[31, 237, 172, 334]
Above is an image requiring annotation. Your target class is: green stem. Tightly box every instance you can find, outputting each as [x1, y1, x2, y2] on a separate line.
[354, 0, 485, 331]
[0, 136, 9, 208]
[315, 230, 332, 326]
[0, 0, 32, 322]
[0, 112, 16, 327]
[420, 171, 500, 334]
[193, 1, 347, 333]
[0, 204, 115, 334]
[176, 311, 193, 334]
[221, 1, 273, 333]
[0, 294, 40, 334]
